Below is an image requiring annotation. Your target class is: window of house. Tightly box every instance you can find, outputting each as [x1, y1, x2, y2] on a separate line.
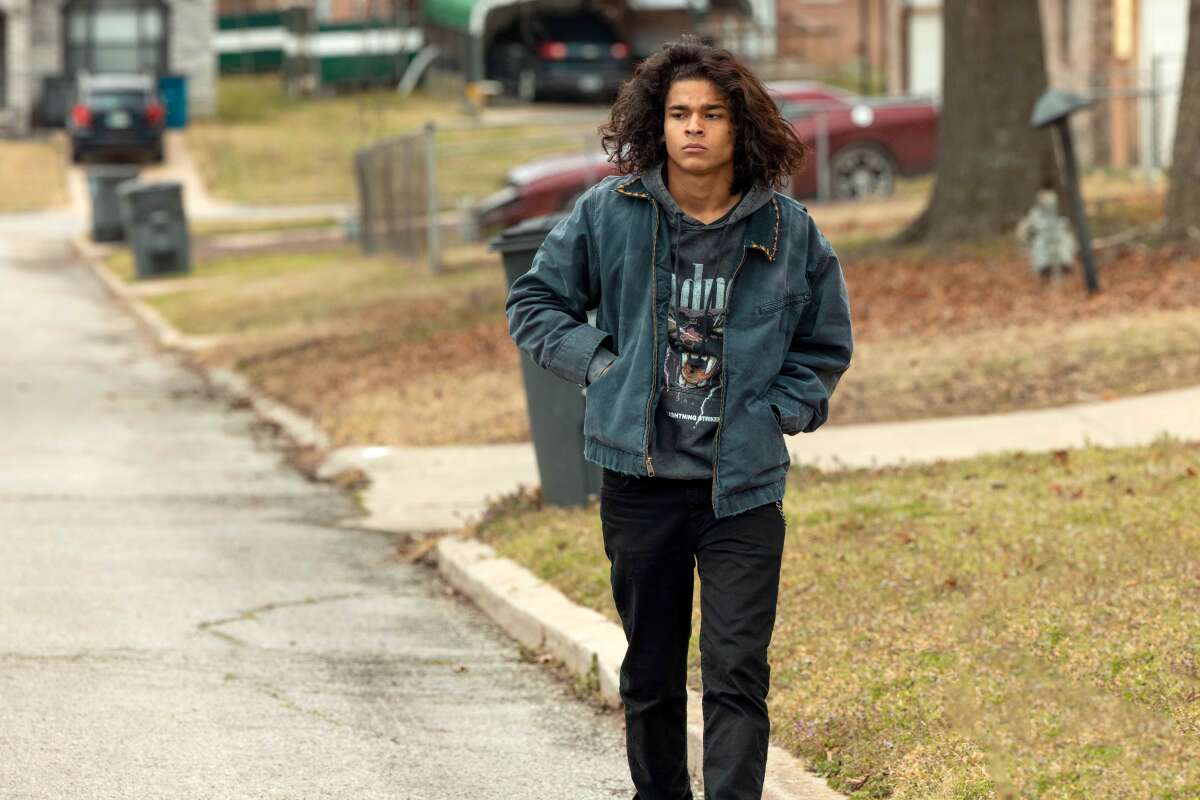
[64, 0, 168, 76]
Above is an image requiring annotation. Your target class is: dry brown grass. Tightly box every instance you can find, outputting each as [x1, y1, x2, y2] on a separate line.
[185, 75, 595, 208]
[117, 170, 1200, 448]
[0, 136, 69, 212]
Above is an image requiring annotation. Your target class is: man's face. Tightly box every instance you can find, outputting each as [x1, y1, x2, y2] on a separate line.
[663, 78, 735, 179]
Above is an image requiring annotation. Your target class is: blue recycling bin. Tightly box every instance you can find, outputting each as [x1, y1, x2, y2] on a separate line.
[157, 75, 188, 129]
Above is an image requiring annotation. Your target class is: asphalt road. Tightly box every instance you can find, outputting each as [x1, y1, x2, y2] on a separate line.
[0, 233, 630, 799]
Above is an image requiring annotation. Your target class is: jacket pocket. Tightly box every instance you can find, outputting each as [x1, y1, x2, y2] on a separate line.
[755, 291, 811, 316]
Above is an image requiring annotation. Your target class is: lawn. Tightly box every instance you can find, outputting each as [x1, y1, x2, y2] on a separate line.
[0, 136, 69, 212]
[473, 440, 1200, 799]
[185, 75, 598, 208]
[105, 201, 1200, 448]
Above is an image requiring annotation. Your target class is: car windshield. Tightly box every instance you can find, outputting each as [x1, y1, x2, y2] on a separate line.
[86, 90, 148, 112]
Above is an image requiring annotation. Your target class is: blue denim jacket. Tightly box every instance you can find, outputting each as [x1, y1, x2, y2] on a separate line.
[505, 171, 854, 518]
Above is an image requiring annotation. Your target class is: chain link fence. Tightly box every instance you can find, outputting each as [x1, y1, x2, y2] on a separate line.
[353, 114, 602, 271]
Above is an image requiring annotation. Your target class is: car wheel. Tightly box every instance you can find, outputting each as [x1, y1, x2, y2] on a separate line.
[517, 68, 537, 102]
[829, 143, 896, 200]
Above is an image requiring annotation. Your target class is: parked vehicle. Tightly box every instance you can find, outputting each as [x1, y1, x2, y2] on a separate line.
[772, 80, 939, 199]
[475, 81, 940, 229]
[486, 10, 632, 102]
[68, 73, 166, 165]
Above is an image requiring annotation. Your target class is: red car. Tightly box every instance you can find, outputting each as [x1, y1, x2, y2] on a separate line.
[477, 81, 940, 228]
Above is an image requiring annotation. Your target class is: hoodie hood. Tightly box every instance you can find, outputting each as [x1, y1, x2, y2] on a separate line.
[640, 161, 774, 229]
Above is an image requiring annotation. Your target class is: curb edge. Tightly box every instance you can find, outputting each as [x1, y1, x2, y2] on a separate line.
[71, 234, 330, 453]
[435, 535, 848, 800]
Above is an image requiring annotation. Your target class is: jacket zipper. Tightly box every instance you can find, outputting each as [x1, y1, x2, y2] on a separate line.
[711, 245, 751, 510]
[643, 201, 660, 477]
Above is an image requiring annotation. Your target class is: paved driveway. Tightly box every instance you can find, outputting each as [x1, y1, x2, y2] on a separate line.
[0, 233, 629, 799]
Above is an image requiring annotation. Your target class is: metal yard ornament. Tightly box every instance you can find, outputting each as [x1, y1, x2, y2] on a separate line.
[1031, 88, 1101, 294]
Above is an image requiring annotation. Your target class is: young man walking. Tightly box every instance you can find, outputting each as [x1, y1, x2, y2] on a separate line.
[505, 38, 854, 800]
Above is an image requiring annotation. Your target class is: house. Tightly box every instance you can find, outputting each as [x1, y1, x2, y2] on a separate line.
[881, 0, 1192, 168]
[216, 0, 410, 23]
[772, 0, 888, 85]
[0, 0, 216, 136]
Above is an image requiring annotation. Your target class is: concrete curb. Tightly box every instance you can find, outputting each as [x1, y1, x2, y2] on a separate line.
[70, 234, 330, 454]
[436, 535, 848, 800]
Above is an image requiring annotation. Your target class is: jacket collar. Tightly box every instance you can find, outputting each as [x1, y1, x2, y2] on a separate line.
[614, 174, 781, 262]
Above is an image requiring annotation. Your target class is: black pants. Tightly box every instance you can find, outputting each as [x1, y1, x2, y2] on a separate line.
[599, 467, 786, 800]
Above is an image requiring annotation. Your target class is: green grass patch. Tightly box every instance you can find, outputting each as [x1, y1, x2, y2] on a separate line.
[475, 440, 1200, 798]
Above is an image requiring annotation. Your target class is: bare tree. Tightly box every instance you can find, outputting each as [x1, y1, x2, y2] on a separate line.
[898, 0, 1061, 244]
[1165, 0, 1200, 242]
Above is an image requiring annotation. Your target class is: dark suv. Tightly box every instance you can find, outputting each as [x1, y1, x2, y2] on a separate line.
[487, 11, 632, 102]
[68, 73, 166, 164]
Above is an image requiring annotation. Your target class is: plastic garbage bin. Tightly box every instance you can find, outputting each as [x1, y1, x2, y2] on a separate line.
[157, 74, 188, 129]
[87, 165, 140, 242]
[118, 181, 191, 279]
[492, 213, 603, 507]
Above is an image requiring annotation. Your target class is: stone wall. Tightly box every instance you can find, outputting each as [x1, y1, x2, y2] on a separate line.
[169, 0, 216, 117]
[0, 0, 32, 135]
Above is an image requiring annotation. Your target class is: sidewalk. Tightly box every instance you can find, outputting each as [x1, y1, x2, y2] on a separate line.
[0, 227, 632, 798]
[324, 384, 1200, 533]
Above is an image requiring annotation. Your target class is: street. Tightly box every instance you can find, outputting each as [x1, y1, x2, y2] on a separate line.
[0, 232, 629, 799]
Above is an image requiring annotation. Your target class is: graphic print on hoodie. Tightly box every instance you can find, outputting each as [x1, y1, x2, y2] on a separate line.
[642, 163, 775, 479]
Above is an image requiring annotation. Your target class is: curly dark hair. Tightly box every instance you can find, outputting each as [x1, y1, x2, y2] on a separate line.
[599, 37, 807, 194]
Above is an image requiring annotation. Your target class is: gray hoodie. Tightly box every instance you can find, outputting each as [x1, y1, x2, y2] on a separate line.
[587, 162, 775, 479]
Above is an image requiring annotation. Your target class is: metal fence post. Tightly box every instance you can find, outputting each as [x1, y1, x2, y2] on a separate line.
[815, 111, 831, 202]
[1149, 54, 1164, 173]
[582, 133, 596, 191]
[424, 121, 442, 274]
[353, 148, 376, 253]
[382, 143, 398, 251]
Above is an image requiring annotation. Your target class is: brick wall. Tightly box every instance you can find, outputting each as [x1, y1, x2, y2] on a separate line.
[776, 0, 888, 75]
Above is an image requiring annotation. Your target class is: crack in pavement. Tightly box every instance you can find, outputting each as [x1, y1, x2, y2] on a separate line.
[195, 591, 372, 645]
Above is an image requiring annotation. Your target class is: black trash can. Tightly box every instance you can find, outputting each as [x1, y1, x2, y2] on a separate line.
[87, 166, 140, 242]
[118, 181, 191, 279]
[492, 213, 603, 507]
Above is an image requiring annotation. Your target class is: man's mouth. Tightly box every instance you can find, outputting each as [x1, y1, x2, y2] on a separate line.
[682, 144, 707, 152]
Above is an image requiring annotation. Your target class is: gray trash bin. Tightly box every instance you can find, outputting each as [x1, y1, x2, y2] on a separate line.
[118, 181, 191, 279]
[87, 166, 140, 242]
[492, 213, 603, 507]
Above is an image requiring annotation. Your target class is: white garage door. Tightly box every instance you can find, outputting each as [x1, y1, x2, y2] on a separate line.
[1139, 0, 1188, 167]
[906, 8, 942, 98]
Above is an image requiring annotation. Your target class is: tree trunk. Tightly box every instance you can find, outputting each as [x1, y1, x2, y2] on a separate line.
[1164, 0, 1200, 242]
[897, 0, 1061, 244]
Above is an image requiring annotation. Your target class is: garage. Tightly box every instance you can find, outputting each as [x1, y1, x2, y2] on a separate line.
[63, 0, 169, 75]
